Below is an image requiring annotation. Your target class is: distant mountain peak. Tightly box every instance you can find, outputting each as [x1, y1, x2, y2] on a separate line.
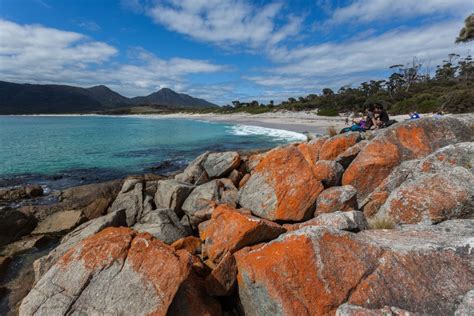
[0, 80, 218, 114]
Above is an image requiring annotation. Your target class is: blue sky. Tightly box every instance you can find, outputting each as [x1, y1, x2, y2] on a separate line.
[1, 0, 473, 105]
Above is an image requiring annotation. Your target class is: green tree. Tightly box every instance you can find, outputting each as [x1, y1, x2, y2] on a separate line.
[456, 14, 474, 43]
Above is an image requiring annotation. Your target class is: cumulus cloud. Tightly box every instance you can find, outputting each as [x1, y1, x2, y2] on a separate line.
[256, 21, 472, 82]
[0, 19, 226, 98]
[144, 0, 301, 48]
[327, 0, 473, 25]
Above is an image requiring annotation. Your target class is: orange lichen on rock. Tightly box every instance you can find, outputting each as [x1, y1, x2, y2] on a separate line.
[128, 233, 193, 312]
[235, 225, 474, 315]
[171, 236, 202, 255]
[297, 136, 328, 166]
[59, 226, 134, 270]
[342, 140, 400, 202]
[362, 191, 389, 218]
[315, 185, 358, 215]
[383, 173, 471, 224]
[235, 229, 382, 315]
[395, 125, 431, 157]
[199, 204, 285, 263]
[319, 132, 361, 161]
[239, 145, 324, 221]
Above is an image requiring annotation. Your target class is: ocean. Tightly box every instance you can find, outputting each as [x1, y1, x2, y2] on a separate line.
[0, 115, 306, 189]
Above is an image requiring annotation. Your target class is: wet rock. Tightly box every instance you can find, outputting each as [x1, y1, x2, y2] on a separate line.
[343, 115, 474, 203]
[0, 185, 43, 201]
[32, 210, 85, 235]
[21, 227, 193, 315]
[313, 160, 344, 187]
[60, 180, 121, 220]
[0, 207, 37, 247]
[108, 179, 144, 226]
[199, 204, 286, 263]
[175, 152, 210, 185]
[20, 180, 122, 222]
[0, 235, 53, 257]
[286, 211, 368, 232]
[235, 220, 473, 315]
[239, 145, 324, 221]
[315, 185, 358, 215]
[33, 209, 126, 282]
[133, 209, 189, 244]
[171, 236, 202, 255]
[182, 179, 238, 220]
[154, 179, 194, 216]
[203, 151, 241, 178]
[319, 132, 361, 161]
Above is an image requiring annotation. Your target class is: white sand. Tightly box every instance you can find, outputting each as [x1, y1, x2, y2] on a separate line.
[155, 111, 412, 135]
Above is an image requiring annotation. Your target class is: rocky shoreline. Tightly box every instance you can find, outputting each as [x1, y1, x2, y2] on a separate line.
[1, 114, 473, 315]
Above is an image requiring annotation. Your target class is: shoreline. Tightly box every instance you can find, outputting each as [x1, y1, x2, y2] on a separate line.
[3, 111, 417, 135]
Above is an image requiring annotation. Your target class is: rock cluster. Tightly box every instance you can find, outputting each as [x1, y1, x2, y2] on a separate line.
[1, 114, 473, 315]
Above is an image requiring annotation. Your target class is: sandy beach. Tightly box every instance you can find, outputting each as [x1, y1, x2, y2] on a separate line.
[158, 111, 412, 135]
[159, 111, 347, 135]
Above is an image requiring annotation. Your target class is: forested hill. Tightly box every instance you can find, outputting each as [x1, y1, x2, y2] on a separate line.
[0, 81, 217, 114]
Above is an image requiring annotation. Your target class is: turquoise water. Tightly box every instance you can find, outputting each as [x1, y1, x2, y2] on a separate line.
[0, 115, 305, 188]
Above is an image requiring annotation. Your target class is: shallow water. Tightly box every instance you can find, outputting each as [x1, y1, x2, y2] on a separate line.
[0, 115, 305, 189]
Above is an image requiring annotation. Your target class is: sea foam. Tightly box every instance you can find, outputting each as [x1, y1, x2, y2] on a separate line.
[229, 124, 307, 141]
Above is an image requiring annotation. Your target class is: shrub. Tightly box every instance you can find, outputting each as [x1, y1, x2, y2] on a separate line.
[318, 108, 339, 116]
[368, 215, 395, 229]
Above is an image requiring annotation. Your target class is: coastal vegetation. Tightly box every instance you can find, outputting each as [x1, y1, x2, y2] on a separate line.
[215, 53, 474, 115]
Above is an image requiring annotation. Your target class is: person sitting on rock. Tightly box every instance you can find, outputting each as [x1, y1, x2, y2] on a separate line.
[374, 103, 397, 128]
[363, 105, 377, 130]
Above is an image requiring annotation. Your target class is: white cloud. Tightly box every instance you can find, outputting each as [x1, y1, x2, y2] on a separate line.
[243, 20, 474, 103]
[144, 0, 301, 48]
[263, 21, 472, 78]
[0, 19, 227, 98]
[327, 0, 473, 25]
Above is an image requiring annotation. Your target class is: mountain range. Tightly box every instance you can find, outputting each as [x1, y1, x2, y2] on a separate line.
[0, 81, 217, 114]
